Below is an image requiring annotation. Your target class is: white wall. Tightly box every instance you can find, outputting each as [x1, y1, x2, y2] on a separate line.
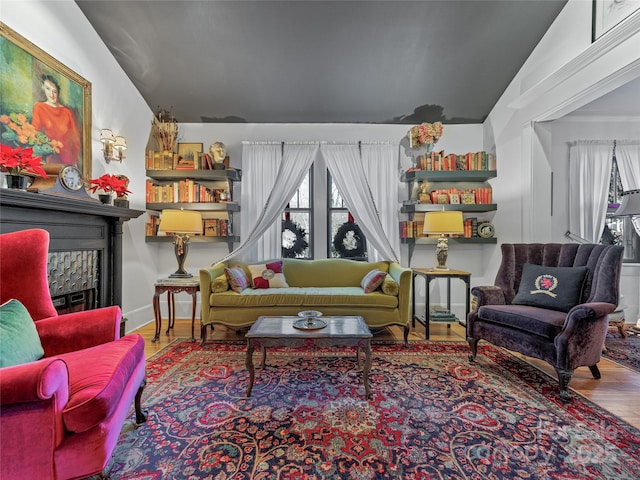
[486, 0, 640, 322]
[3, 1, 157, 330]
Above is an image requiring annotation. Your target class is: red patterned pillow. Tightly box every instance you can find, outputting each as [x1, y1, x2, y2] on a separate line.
[361, 269, 387, 293]
[247, 260, 289, 289]
[224, 266, 250, 293]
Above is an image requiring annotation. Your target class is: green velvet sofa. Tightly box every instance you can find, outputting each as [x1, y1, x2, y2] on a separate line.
[200, 258, 412, 343]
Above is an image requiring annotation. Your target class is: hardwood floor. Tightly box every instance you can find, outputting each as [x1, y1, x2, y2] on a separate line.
[133, 318, 640, 429]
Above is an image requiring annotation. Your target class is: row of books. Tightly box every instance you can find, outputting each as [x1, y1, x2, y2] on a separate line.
[145, 179, 229, 204]
[145, 216, 233, 237]
[203, 218, 232, 237]
[424, 187, 492, 205]
[146, 150, 221, 170]
[412, 150, 496, 171]
[400, 217, 487, 238]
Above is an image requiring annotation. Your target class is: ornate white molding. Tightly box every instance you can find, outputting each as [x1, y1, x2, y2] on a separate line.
[509, 11, 640, 111]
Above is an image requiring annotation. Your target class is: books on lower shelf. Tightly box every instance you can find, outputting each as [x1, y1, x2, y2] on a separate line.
[430, 306, 457, 322]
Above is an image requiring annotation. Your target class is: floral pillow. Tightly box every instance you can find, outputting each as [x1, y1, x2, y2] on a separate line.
[247, 260, 289, 289]
[361, 269, 387, 293]
[224, 267, 250, 293]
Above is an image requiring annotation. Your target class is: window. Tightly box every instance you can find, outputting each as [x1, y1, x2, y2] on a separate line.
[603, 159, 640, 262]
[281, 169, 312, 258]
[327, 173, 367, 260]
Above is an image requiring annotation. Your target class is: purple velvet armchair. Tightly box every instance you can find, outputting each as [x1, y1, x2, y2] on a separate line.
[0, 229, 147, 479]
[467, 243, 624, 401]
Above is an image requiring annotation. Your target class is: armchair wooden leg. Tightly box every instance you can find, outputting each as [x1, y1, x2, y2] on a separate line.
[467, 338, 479, 361]
[135, 378, 148, 424]
[555, 367, 573, 402]
[588, 364, 601, 379]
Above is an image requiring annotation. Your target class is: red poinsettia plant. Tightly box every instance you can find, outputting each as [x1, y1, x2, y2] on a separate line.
[89, 174, 131, 197]
[0, 144, 47, 177]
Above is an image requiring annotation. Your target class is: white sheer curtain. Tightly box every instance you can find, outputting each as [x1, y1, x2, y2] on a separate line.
[568, 141, 613, 243]
[321, 144, 399, 262]
[223, 143, 319, 263]
[238, 143, 282, 261]
[360, 143, 401, 262]
[615, 141, 640, 235]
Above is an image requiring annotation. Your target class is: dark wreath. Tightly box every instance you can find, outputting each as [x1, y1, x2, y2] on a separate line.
[281, 219, 309, 258]
[333, 221, 366, 258]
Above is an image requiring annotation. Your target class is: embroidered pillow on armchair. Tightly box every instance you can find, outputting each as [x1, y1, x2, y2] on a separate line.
[512, 264, 588, 312]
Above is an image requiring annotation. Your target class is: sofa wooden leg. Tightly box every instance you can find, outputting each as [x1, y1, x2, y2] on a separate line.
[135, 378, 148, 424]
[555, 367, 573, 402]
[588, 364, 601, 379]
[467, 337, 479, 361]
[403, 324, 409, 346]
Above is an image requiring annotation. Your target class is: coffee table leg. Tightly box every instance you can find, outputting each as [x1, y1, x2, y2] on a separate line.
[261, 346, 267, 369]
[363, 339, 372, 399]
[246, 339, 255, 397]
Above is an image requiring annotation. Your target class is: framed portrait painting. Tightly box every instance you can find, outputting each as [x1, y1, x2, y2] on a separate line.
[0, 22, 92, 177]
[592, 0, 640, 42]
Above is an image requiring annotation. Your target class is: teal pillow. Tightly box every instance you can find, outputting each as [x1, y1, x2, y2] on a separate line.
[0, 299, 45, 368]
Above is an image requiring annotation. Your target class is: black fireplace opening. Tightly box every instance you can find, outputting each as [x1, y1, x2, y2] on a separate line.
[48, 250, 98, 314]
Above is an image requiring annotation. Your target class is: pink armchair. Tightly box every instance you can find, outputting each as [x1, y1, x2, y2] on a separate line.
[0, 229, 147, 480]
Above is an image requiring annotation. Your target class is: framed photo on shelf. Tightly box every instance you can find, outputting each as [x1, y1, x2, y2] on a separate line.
[176, 142, 203, 170]
[592, 0, 640, 42]
[0, 22, 92, 178]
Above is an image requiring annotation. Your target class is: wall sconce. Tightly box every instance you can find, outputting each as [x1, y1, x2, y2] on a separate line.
[100, 129, 127, 163]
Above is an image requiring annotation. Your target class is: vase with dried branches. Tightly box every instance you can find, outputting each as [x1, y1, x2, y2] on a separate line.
[151, 107, 178, 152]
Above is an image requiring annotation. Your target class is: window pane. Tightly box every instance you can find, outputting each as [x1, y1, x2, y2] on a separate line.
[282, 212, 310, 258]
[288, 172, 310, 208]
[330, 180, 345, 208]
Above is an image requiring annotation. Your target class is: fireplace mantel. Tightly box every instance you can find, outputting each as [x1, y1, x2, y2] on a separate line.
[0, 189, 143, 310]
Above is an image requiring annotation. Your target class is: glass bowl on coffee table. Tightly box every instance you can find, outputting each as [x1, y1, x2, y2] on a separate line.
[294, 310, 326, 330]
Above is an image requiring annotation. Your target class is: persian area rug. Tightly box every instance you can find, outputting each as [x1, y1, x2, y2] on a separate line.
[603, 330, 640, 374]
[111, 340, 640, 479]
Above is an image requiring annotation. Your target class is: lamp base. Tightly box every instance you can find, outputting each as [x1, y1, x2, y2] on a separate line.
[434, 235, 450, 270]
[169, 271, 193, 278]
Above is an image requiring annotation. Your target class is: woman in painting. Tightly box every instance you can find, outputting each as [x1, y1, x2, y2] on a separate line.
[32, 74, 80, 165]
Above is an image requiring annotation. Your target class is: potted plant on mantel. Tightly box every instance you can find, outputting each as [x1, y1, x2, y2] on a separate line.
[89, 174, 131, 205]
[0, 144, 47, 190]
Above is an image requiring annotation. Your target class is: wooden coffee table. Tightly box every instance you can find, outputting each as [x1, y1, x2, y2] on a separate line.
[245, 315, 373, 398]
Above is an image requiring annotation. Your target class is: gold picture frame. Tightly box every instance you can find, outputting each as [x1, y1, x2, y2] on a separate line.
[0, 22, 92, 178]
[176, 142, 203, 170]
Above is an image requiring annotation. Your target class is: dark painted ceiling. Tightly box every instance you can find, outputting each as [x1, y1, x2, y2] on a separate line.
[76, 0, 567, 124]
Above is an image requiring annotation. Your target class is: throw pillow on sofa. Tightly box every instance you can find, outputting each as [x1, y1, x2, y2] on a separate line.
[211, 274, 229, 293]
[0, 299, 45, 368]
[248, 260, 289, 289]
[381, 276, 399, 296]
[361, 269, 387, 293]
[512, 263, 588, 312]
[224, 267, 250, 293]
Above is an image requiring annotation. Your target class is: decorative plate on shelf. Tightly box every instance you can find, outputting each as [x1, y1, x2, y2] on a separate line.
[477, 222, 495, 238]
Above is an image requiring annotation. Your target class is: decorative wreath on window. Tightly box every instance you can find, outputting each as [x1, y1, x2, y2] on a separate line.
[333, 221, 366, 258]
[281, 219, 308, 258]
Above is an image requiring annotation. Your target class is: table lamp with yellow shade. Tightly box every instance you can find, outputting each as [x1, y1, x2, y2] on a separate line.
[158, 209, 203, 278]
[423, 210, 465, 270]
